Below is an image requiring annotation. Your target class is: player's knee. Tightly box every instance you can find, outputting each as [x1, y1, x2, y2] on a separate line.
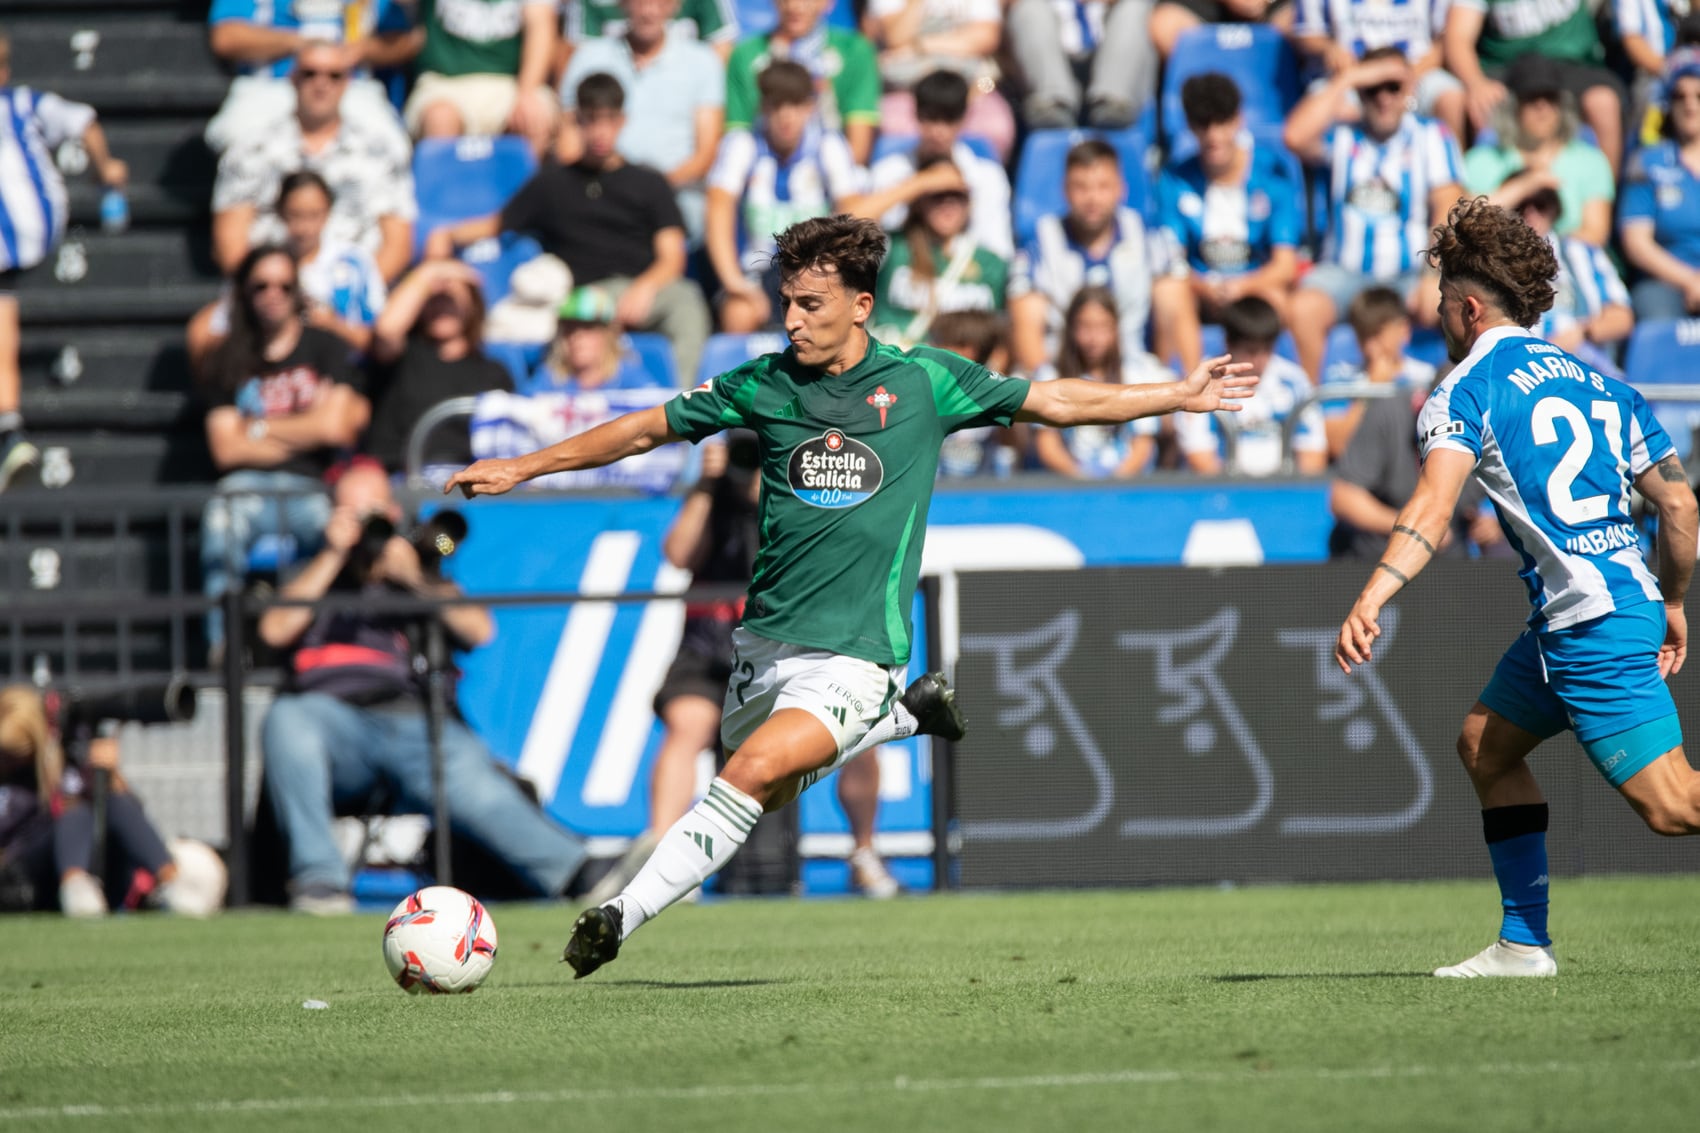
[1454, 730, 1482, 771]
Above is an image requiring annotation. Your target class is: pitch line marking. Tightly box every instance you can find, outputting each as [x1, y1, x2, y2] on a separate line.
[5, 1059, 1698, 1122]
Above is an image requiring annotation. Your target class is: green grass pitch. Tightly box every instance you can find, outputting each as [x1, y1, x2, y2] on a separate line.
[4, 878, 1698, 1131]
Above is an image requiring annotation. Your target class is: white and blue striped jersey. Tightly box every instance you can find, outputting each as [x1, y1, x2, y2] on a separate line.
[1418, 326, 1674, 632]
[1540, 232, 1631, 341]
[1294, 0, 1444, 61]
[1008, 208, 1163, 364]
[0, 87, 95, 273]
[1321, 114, 1462, 277]
[707, 123, 865, 275]
[1614, 0, 1681, 54]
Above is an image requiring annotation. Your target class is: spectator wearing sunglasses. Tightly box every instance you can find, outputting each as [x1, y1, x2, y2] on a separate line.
[213, 41, 418, 285]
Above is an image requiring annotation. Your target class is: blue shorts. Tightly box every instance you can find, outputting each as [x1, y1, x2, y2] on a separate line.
[1479, 603, 1682, 787]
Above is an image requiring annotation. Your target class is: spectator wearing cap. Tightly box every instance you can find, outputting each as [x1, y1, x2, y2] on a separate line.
[1284, 47, 1461, 380]
[706, 61, 866, 335]
[1150, 72, 1302, 373]
[425, 73, 711, 383]
[1005, 0, 1156, 131]
[403, 0, 561, 155]
[725, 0, 882, 165]
[1291, 0, 1466, 142]
[1513, 186, 1633, 370]
[1462, 54, 1615, 247]
[559, 0, 725, 247]
[203, 0, 416, 154]
[212, 40, 418, 284]
[518, 286, 673, 395]
[1619, 48, 1700, 320]
[1444, 0, 1626, 172]
[364, 260, 513, 478]
[860, 69, 1014, 259]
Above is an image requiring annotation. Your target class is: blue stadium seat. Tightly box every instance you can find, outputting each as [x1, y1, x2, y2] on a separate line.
[697, 331, 790, 385]
[1320, 323, 1364, 386]
[623, 333, 678, 387]
[870, 133, 1000, 165]
[412, 136, 538, 256]
[736, 0, 855, 33]
[1626, 319, 1700, 460]
[1407, 327, 1449, 371]
[459, 232, 542, 307]
[484, 339, 545, 386]
[1012, 126, 1152, 246]
[1160, 24, 1299, 146]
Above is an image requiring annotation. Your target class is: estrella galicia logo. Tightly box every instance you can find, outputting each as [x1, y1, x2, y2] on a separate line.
[788, 429, 884, 508]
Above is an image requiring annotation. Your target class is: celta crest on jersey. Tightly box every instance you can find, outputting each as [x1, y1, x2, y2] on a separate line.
[788, 429, 884, 508]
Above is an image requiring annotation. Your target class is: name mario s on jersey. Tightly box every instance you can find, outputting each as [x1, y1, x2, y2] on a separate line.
[1502, 342, 1602, 396]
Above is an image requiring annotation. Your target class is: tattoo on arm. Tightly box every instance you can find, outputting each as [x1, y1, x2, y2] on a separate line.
[1375, 562, 1410, 585]
[1392, 524, 1436, 556]
[1656, 454, 1688, 484]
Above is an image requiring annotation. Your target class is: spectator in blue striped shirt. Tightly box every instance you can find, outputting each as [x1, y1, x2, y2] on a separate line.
[1284, 46, 1462, 380]
[1619, 49, 1700, 320]
[1151, 72, 1302, 372]
[1291, 0, 1467, 142]
[0, 31, 128, 492]
[1516, 185, 1634, 373]
[1617, 0, 1682, 85]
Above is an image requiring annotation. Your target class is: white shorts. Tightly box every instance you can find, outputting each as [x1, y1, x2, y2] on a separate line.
[721, 627, 905, 767]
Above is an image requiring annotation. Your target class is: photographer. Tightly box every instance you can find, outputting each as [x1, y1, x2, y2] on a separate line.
[0, 685, 223, 918]
[258, 457, 586, 914]
[584, 432, 903, 905]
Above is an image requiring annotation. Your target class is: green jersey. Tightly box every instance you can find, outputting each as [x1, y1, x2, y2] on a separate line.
[872, 237, 1008, 346]
[416, 0, 538, 78]
[1471, 0, 1602, 67]
[663, 337, 1031, 665]
[725, 29, 883, 136]
[568, 0, 737, 45]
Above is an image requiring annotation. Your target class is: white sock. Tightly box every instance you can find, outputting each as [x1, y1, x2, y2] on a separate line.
[614, 777, 761, 940]
[840, 701, 918, 761]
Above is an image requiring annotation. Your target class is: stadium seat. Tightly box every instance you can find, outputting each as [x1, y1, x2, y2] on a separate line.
[623, 333, 678, 387]
[1319, 323, 1364, 387]
[459, 232, 542, 308]
[1160, 24, 1299, 146]
[1407, 327, 1449, 371]
[697, 332, 790, 385]
[484, 340, 545, 387]
[1626, 319, 1700, 460]
[735, 0, 856, 33]
[412, 136, 538, 256]
[870, 133, 1000, 165]
[1012, 126, 1153, 246]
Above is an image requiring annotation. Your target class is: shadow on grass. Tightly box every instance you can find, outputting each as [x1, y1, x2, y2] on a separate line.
[1209, 972, 1429, 982]
[593, 978, 788, 990]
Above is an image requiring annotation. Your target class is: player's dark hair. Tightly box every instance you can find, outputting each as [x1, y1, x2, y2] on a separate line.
[914, 69, 970, 123]
[1221, 295, 1281, 349]
[205, 244, 305, 396]
[1426, 196, 1556, 328]
[576, 72, 625, 114]
[276, 168, 334, 212]
[774, 214, 889, 297]
[1064, 138, 1119, 172]
[1347, 287, 1408, 343]
[928, 309, 1007, 366]
[758, 60, 816, 108]
[1056, 286, 1123, 381]
[1181, 73, 1242, 130]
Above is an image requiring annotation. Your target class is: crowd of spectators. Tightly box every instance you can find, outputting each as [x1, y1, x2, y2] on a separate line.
[31, 0, 1700, 586]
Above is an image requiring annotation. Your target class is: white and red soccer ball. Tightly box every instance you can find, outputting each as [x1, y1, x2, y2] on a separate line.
[381, 886, 498, 994]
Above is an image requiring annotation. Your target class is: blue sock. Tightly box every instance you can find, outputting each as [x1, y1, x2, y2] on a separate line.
[1483, 805, 1550, 947]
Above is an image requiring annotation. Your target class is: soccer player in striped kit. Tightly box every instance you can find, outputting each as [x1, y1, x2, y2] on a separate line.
[1337, 197, 1700, 978]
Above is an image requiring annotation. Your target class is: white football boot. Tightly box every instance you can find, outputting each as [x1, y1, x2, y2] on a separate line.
[1434, 939, 1557, 978]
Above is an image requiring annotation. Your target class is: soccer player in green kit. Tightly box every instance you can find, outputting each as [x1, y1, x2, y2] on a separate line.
[446, 216, 1257, 977]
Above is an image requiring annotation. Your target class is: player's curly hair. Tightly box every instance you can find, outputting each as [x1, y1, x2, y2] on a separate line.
[774, 215, 889, 297]
[1425, 196, 1557, 328]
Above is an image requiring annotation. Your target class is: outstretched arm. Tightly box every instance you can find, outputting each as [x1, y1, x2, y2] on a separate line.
[1015, 355, 1257, 426]
[1635, 452, 1699, 677]
[1336, 448, 1476, 672]
[444, 405, 682, 497]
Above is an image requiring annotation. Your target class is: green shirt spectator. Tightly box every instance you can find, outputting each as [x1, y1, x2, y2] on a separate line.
[1452, 0, 1602, 67]
[1464, 141, 1614, 241]
[726, 25, 881, 165]
[569, 0, 738, 48]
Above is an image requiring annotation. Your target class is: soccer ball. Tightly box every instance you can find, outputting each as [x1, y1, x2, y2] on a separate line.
[381, 886, 499, 994]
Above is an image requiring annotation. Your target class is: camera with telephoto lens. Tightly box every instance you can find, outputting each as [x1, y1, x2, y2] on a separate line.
[349, 511, 470, 582]
[55, 675, 197, 731]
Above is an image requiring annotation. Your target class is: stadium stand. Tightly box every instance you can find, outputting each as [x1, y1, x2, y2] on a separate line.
[1011, 125, 1152, 244]
[1158, 24, 1300, 146]
[1625, 319, 1700, 459]
[410, 135, 537, 259]
[696, 331, 790, 386]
